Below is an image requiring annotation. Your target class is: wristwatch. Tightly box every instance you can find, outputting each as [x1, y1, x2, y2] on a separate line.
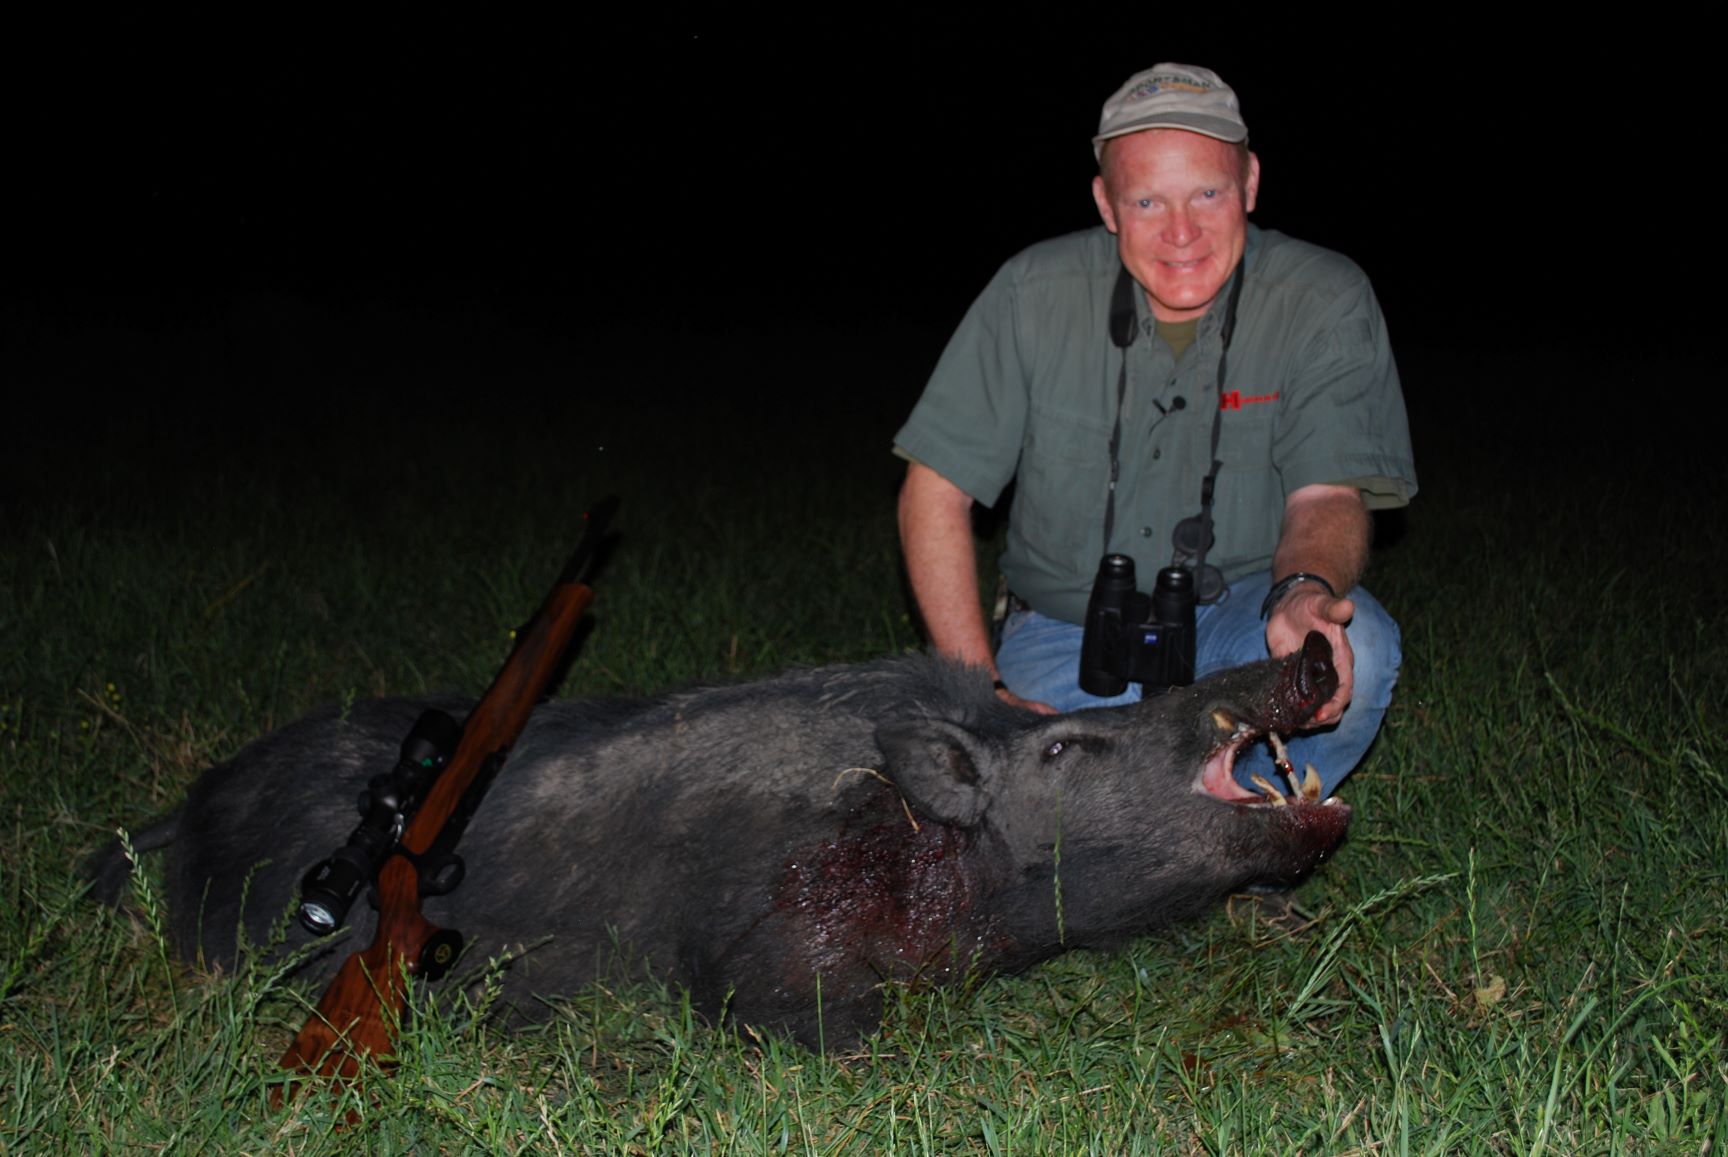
[1259, 572, 1336, 620]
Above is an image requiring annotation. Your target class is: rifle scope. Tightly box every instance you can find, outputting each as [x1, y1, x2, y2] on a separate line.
[297, 708, 462, 935]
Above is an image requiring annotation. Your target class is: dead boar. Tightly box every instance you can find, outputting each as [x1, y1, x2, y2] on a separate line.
[90, 631, 1350, 1050]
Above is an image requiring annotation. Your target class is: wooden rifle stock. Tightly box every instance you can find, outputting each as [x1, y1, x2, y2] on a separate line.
[280, 500, 613, 1084]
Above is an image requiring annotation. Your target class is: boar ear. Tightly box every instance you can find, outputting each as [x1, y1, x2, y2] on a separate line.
[874, 719, 993, 827]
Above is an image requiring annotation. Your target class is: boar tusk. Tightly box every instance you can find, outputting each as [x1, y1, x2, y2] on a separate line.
[1248, 774, 1287, 806]
[1301, 764, 1322, 802]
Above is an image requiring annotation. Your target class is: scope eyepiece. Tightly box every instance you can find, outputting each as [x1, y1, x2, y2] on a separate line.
[297, 845, 371, 936]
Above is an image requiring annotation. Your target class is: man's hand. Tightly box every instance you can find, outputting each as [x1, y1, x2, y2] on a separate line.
[995, 686, 1058, 715]
[1266, 484, 1371, 726]
[901, 462, 1061, 714]
[899, 462, 997, 668]
[1265, 584, 1355, 724]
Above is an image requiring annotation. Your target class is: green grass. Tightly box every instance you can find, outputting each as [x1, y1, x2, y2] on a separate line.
[4, 334, 1726, 1153]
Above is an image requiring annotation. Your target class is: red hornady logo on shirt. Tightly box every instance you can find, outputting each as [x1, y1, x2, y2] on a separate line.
[1219, 390, 1280, 411]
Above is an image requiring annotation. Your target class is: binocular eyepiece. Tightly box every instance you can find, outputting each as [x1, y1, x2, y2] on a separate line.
[1077, 554, 1197, 698]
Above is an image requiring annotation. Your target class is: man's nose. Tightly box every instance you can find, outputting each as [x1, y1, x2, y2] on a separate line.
[1162, 206, 1198, 247]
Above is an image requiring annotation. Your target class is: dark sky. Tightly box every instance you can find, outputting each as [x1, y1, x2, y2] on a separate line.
[10, 20, 1709, 424]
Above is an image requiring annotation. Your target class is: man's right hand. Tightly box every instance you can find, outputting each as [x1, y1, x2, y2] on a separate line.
[995, 685, 1058, 715]
[898, 461, 1001, 670]
[898, 462, 1059, 716]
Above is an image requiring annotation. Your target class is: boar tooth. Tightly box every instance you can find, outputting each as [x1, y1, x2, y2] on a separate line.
[1301, 764, 1322, 801]
[1211, 709, 1237, 737]
[1248, 774, 1287, 806]
[1267, 732, 1295, 789]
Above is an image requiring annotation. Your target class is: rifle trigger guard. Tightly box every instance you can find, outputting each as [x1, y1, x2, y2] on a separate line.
[417, 851, 466, 897]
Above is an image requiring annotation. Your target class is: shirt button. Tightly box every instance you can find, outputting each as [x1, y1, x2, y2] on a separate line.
[1152, 448, 1161, 459]
[1140, 526, 1153, 538]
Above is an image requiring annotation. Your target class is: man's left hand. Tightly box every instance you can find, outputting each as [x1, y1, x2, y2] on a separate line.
[1265, 584, 1355, 725]
[1265, 484, 1370, 727]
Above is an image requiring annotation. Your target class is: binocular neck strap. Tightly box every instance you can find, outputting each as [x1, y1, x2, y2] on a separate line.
[1191, 260, 1247, 591]
[1103, 263, 1138, 547]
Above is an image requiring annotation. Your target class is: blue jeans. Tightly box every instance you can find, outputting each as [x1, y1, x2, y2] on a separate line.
[995, 571, 1400, 797]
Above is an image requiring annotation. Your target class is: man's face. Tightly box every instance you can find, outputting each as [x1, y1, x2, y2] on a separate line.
[1092, 129, 1260, 324]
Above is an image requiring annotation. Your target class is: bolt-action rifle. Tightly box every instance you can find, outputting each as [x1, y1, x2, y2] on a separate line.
[279, 496, 618, 1084]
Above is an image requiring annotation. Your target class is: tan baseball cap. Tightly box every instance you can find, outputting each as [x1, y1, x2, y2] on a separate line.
[1093, 63, 1248, 157]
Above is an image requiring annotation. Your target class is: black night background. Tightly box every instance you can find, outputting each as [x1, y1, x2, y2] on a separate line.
[10, 22, 1711, 487]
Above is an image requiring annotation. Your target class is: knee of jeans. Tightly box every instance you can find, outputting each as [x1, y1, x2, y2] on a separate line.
[1345, 588, 1402, 708]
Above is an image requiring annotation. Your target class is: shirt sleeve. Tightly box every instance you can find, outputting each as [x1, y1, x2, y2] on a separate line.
[891, 263, 1029, 508]
[1271, 271, 1417, 510]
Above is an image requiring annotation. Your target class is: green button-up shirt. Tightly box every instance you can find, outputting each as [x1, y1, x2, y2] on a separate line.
[894, 224, 1416, 625]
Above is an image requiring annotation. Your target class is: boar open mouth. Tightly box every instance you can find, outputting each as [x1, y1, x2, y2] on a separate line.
[1194, 631, 1345, 809]
[1196, 719, 1340, 807]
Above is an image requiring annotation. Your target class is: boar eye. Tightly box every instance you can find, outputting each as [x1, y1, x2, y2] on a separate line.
[1042, 736, 1108, 763]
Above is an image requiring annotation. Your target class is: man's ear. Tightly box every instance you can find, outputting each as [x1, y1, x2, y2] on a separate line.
[874, 718, 994, 827]
[1243, 151, 1261, 214]
[1091, 173, 1119, 234]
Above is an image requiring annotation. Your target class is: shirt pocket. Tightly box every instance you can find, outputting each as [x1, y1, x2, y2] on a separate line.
[1012, 402, 1113, 569]
[1209, 402, 1282, 575]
